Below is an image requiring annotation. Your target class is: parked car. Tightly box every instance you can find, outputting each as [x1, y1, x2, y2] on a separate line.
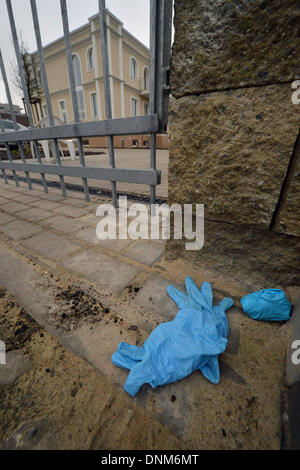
[0, 119, 29, 150]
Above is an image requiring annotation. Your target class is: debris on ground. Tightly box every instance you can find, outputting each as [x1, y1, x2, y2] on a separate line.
[0, 286, 183, 450]
[52, 286, 110, 330]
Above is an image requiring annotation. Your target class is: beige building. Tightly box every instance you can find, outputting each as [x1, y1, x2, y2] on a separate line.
[30, 10, 168, 149]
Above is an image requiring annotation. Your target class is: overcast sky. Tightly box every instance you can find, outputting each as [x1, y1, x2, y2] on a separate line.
[0, 0, 151, 109]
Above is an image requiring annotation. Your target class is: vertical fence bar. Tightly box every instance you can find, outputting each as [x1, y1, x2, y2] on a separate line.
[149, 0, 173, 215]
[159, 0, 173, 129]
[149, 0, 158, 215]
[6, 0, 48, 193]
[60, 0, 90, 203]
[0, 125, 8, 185]
[0, 50, 32, 190]
[0, 167, 8, 186]
[0, 114, 19, 186]
[98, 0, 118, 209]
[30, 0, 66, 198]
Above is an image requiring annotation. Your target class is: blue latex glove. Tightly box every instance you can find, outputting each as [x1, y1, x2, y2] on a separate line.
[112, 277, 234, 396]
[241, 289, 291, 321]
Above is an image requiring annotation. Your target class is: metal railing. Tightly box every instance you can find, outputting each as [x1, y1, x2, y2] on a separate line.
[0, 0, 173, 208]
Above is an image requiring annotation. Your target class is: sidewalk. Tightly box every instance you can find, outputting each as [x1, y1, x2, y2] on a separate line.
[0, 178, 292, 449]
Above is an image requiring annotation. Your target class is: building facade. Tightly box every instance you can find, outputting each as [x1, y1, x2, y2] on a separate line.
[0, 103, 22, 115]
[30, 10, 168, 149]
[0, 103, 29, 127]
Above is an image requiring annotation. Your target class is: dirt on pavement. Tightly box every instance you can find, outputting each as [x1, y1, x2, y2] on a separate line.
[0, 286, 183, 450]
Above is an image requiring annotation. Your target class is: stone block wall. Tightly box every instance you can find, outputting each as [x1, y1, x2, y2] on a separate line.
[168, 0, 300, 293]
[171, 0, 300, 97]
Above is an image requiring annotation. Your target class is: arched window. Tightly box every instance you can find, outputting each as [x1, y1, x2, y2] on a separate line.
[72, 54, 83, 87]
[72, 54, 86, 120]
[143, 67, 149, 90]
[87, 47, 94, 71]
[130, 57, 138, 79]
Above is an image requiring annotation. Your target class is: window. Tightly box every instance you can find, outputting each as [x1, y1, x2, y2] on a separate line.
[132, 140, 138, 148]
[144, 103, 149, 116]
[58, 100, 68, 123]
[72, 54, 82, 87]
[76, 89, 86, 120]
[143, 140, 149, 148]
[42, 104, 48, 117]
[130, 57, 138, 79]
[143, 67, 149, 90]
[90, 92, 98, 118]
[131, 97, 138, 117]
[72, 54, 86, 120]
[87, 47, 94, 71]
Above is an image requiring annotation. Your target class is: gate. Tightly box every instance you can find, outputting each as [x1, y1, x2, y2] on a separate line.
[0, 0, 173, 208]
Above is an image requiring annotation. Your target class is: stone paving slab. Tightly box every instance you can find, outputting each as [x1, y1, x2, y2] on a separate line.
[41, 215, 88, 234]
[1, 185, 24, 192]
[31, 200, 63, 211]
[11, 195, 38, 204]
[21, 231, 80, 260]
[123, 240, 165, 266]
[62, 249, 142, 294]
[74, 227, 132, 252]
[0, 213, 16, 225]
[38, 193, 65, 202]
[60, 198, 90, 207]
[3, 202, 29, 213]
[134, 274, 184, 321]
[0, 220, 44, 241]
[0, 190, 20, 199]
[27, 189, 54, 197]
[52, 205, 89, 218]
[17, 208, 54, 222]
[78, 214, 100, 226]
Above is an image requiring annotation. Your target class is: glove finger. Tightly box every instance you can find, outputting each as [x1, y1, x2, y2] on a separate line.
[112, 351, 139, 370]
[118, 342, 145, 361]
[200, 282, 214, 308]
[185, 277, 212, 311]
[124, 356, 155, 396]
[218, 297, 234, 312]
[185, 276, 201, 302]
[200, 356, 220, 384]
[167, 285, 190, 309]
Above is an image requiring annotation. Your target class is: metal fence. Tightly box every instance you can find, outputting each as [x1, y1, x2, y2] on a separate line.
[0, 0, 173, 207]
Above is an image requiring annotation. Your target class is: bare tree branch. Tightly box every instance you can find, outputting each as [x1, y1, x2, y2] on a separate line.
[9, 31, 39, 101]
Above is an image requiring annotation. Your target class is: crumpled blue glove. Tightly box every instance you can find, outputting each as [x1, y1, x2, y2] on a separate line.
[241, 289, 291, 321]
[112, 277, 234, 396]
